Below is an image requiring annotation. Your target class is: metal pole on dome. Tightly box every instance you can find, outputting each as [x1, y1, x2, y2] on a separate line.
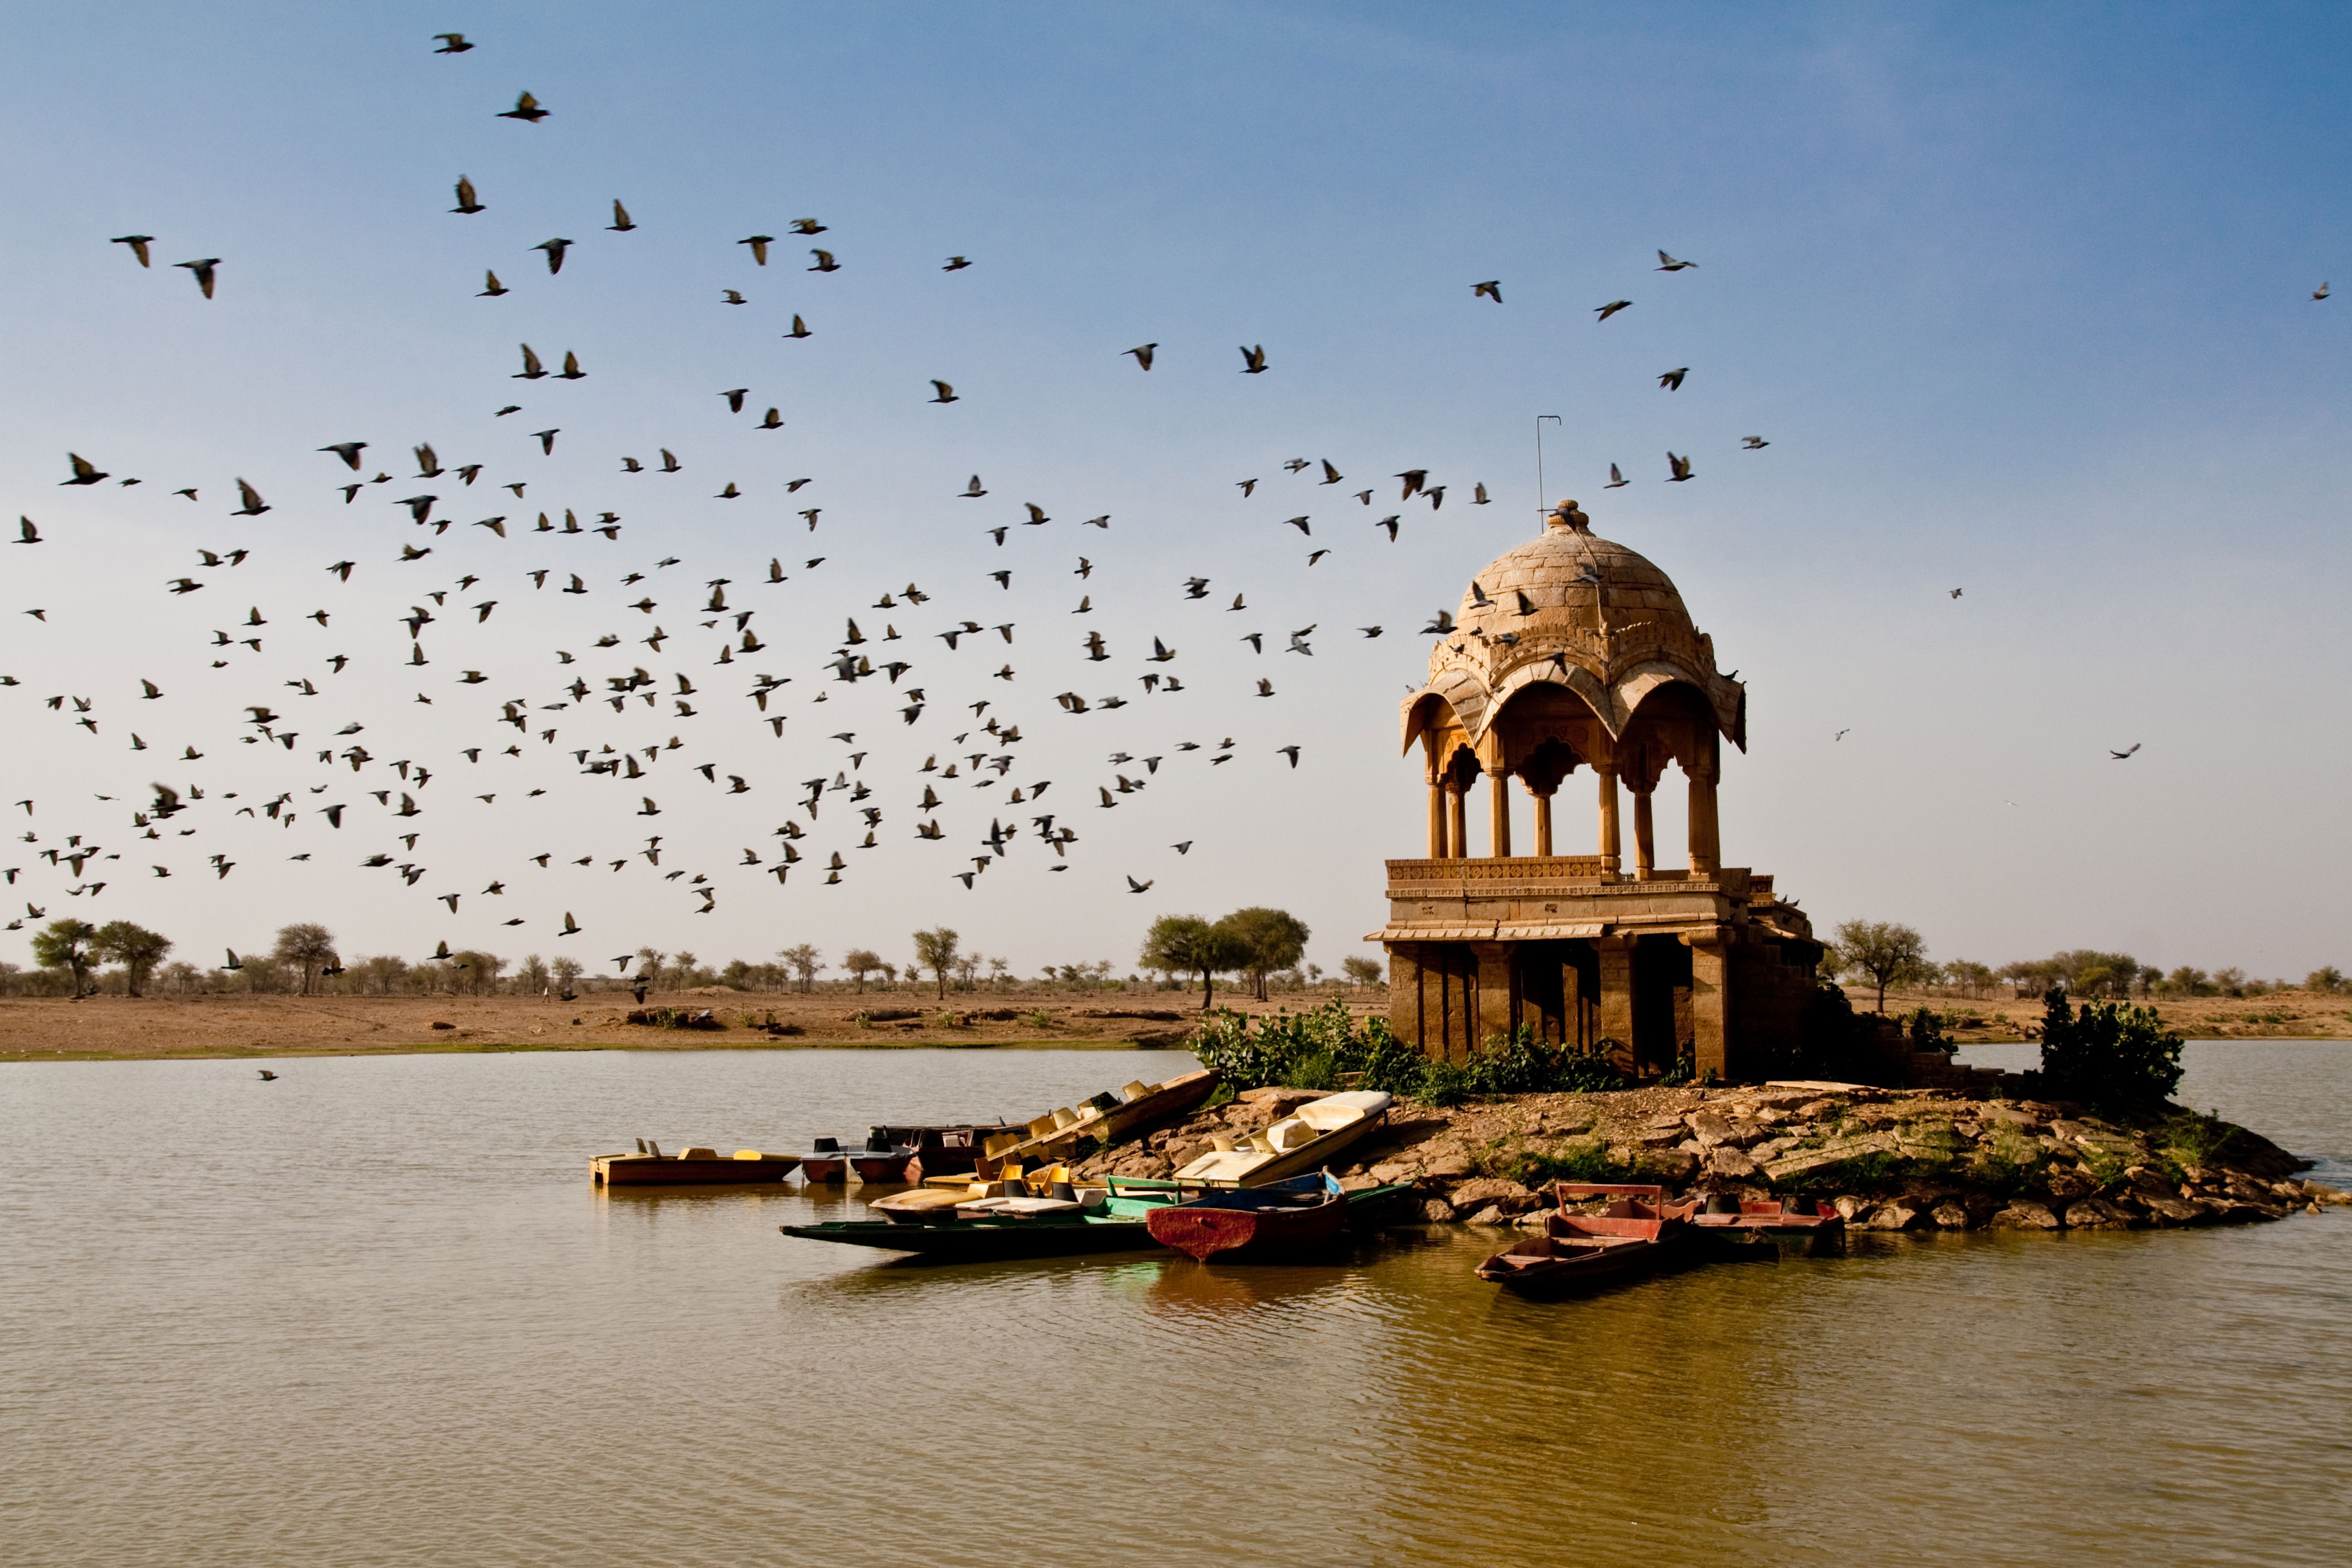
[1535, 415, 1560, 518]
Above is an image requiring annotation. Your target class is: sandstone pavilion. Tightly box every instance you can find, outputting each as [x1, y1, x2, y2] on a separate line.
[1374, 499, 1824, 1081]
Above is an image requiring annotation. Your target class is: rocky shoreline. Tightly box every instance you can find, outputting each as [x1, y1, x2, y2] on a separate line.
[1070, 1081, 2347, 1232]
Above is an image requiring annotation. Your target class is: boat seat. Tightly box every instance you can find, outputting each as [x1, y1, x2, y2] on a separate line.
[679, 1147, 719, 1160]
[1120, 1080, 1153, 1101]
[1265, 1120, 1317, 1153]
[1051, 1107, 1081, 1129]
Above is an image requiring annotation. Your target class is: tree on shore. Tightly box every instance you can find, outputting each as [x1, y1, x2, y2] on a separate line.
[1221, 907, 1311, 1001]
[779, 944, 823, 992]
[841, 948, 882, 991]
[1341, 955, 1385, 989]
[911, 928, 959, 999]
[550, 955, 583, 995]
[30, 918, 99, 994]
[273, 923, 339, 996]
[92, 920, 172, 996]
[1141, 915, 1250, 1010]
[1830, 919, 1928, 1013]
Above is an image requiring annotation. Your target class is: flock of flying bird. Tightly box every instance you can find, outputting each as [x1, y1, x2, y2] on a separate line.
[4, 31, 1773, 973]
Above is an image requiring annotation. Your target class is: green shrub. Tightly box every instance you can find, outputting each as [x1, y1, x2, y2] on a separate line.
[1970, 1123, 2043, 1196]
[2038, 989, 2184, 1110]
[2156, 1110, 2236, 1177]
[1490, 1137, 1638, 1187]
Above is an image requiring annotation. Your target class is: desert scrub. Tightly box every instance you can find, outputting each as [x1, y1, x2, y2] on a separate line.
[2158, 1111, 2238, 1178]
[1481, 1136, 1640, 1188]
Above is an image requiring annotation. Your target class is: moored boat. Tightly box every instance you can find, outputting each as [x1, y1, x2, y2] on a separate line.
[1467, 1203, 1693, 1288]
[867, 1122, 1025, 1181]
[1145, 1172, 1349, 1261]
[978, 1069, 1222, 1171]
[847, 1129, 919, 1183]
[1169, 1090, 1393, 1187]
[592, 1141, 801, 1186]
[1688, 1192, 1844, 1254]
[797, 1136, 850, 1183]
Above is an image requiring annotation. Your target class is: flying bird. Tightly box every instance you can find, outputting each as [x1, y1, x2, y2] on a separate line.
[451, 176, 485, 214]
[740, 235, 773, 265]
[608, 200, 635, 232]
[111, 235, 154, 267]
[2109, 743, 2141, 760]
[1124, 343, 1156, 370]
[498, 91, 549, 123]
[808, 249, 840, 272]
[479, 271, 508, 297]
[1472, 280, 1502, 302]
[319, 441, 366, 469]
[2315, 282, 2330, 300]
[944, 255, 971, 270]
[1596, 299, 1632, 321]
[432, 33, 473, 52]
[1605, 464, 1628, 488]
[1126, 876, 1153, 893]
[1666, 453, 1694, 483]
[15, 518, 40, 545]
[1239, 344, 1268, 373]
[175, 258, 220, 297]
[929, 380, 958, 403]
[1656, 250, 1696, 270]
[535, 237, 571, 274]
[232, 479, 270, 514]
[1658, 367, 1689, 391]
[1741, 435, 1769, 449]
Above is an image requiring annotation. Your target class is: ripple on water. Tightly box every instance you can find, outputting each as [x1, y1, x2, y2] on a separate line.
[1, 1043, 2347, 1567]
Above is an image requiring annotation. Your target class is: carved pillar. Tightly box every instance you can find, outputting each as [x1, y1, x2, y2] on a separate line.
[1446, 783, 1468, 862]
[1469, 941, 1517, 1047]
[1630, 786, 1656, 881]
[1530, 788, 1555, 857]
[1427, 777, 1447, 858]
[1687, 741, 1720, 876]
[1386, 945, 1423, 1050]
[1487, 768, 1511, 858]
[1685, 928, 1730, 1081]
[1593, 933, 1635, 1056]
[1595, 764, 1622, 881]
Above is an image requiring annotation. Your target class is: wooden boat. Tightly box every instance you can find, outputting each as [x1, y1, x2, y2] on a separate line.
[792, 1175, 1417, 1262]
[1687, 1193, 1844, 1254]
[797, 1137, 850, 1183]
[1170, 1090, 1393, 1187]
[1476, 1197, 1689, 1293]
[591, 1143, 801, 1186]
[977, 1068, 1222, 1171]
[1146, 1172, 1348, 1261]
[867, 1169, 1093, 1224]
[867, 1122, 1025, 1181]
[847, 1129, 919, 1183]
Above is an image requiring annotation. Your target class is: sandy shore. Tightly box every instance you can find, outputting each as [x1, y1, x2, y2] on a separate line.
[0, 989, 1361, 1063]
[3, 983, 2344, 1064]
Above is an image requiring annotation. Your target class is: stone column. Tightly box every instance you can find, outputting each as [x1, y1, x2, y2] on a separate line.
[1469, 941, 1517, 1047]
[1593, 933, 1635, 1054]
[1487, 768, 1512, 858]
[1687, 759, 1720, 876]
[1631, 786, 1656, 881]
[1596, 764, 1622, 881]
[1685, 928, 1730, 1081]
[1386, 945, 1423, 1050]
[1447, 783, 1468, 861]
[1529, 788, 1555, 857]
[1427, 777, 1447, 859]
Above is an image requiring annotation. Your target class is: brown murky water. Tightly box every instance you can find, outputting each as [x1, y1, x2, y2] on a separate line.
[3, 1043, 2347, 1566]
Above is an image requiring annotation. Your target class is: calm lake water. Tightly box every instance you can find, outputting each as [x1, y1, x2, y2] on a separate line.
[3, 1042, 2347, 1567]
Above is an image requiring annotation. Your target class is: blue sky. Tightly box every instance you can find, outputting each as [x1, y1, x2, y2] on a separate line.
[2, 3, 2346, 982]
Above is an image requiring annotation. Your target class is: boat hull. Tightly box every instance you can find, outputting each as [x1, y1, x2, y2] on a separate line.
[1147, 1193, 1347, 1261]
[1476, 1234, 1665, 1294]
[780, 1219, 1159, 1260]
[592, 1153, 799, 1186]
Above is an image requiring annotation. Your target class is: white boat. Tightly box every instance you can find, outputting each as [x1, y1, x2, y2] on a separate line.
[1171, 1090, 1393, 1186]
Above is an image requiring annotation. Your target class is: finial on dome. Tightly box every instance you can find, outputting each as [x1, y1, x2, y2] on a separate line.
[1546, 498, 1590, 534]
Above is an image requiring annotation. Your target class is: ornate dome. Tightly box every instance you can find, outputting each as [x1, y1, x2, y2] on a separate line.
[1405, 500, 1745, 751]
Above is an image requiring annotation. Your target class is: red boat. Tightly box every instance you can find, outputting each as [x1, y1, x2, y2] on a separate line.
[1145, 1172, 1348, 1262]
[1688, 1192, 1844, 1254]
[1476, 1190, 1692, 1293]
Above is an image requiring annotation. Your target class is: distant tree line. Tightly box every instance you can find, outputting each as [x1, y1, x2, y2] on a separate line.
[1826, 918, 2342, 1012]
[1, 912, 1384, 1001]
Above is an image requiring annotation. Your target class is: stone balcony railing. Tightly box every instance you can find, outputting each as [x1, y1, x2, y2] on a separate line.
[1388, 856, 1607, 882]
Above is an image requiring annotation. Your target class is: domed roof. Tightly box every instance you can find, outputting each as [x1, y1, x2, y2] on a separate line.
[1456, 506, 1697, 638]
[1404, 500, 1745, 752]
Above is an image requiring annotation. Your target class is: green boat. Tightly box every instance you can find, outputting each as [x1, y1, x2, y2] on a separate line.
[779, 1177, 1418, 1261]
